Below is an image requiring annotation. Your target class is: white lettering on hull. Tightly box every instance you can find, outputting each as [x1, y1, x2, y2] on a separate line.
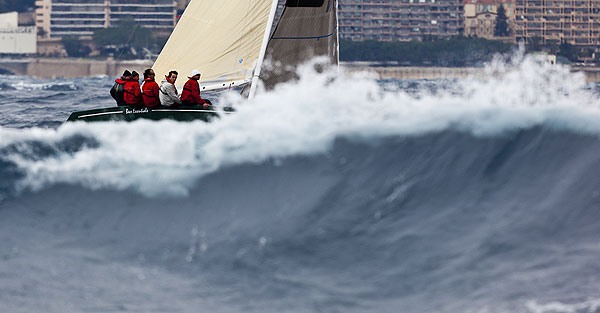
[125, 108, 149, 114]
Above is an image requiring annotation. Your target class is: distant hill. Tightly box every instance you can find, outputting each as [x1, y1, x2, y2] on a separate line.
[0, 0, 35, 13]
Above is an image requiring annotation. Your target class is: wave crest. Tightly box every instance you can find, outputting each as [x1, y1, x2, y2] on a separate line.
[1, 54, 600, 196]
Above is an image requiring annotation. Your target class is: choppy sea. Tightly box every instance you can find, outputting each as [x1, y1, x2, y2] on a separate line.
[1, 55, 600, 313]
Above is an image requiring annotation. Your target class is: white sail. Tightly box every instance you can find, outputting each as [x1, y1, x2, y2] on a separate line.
[153, 0, 277, 90]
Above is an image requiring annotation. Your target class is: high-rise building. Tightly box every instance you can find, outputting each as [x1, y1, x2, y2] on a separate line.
[514, 0, 600, 48]
[35, 0, 177, 39]
[338, 0, 464, 41]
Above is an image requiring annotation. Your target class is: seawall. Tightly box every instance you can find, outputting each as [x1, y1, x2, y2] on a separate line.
[343, 63, 600, 82]
[1, 58, 600, 82]
[0, 58, 153, 79]
[343, 64, 481, 80]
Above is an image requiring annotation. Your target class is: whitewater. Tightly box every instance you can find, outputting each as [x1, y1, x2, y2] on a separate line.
[1, 54, 600, 313]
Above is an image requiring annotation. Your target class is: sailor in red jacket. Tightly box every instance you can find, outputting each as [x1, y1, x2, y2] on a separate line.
[124, 71, 143, 107]
[141, 69, 160, 108]
[180, 69, 212, 108]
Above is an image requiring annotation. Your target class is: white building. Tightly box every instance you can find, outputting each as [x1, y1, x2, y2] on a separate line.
[35, 0, 177, 39]
[0, 12, 37, 54]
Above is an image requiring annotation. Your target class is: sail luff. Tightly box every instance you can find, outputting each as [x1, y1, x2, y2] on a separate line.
[248, 0, 280, 100]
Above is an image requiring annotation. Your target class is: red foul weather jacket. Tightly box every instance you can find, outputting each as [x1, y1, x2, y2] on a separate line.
[180, 79, 207, 105]
[141, 78, 160, 108]
[124, 80, 143, 106]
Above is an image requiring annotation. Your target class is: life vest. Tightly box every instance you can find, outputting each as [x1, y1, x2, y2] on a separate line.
[110, 78, 127, 106]
[141, 79, 160, 108]
[180, 78, 207, 105]
[123, 80, 142, 106]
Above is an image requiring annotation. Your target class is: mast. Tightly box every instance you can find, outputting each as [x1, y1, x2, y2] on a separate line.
[335, 0, 340, 67]
[249, 0, 280, 100]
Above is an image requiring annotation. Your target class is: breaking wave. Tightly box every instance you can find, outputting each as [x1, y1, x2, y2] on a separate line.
[1, 55, 600, 312]
[2, 54, 600, 196]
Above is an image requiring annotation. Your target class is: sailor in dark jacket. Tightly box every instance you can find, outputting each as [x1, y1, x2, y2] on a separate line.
[110, 70, 131, 106]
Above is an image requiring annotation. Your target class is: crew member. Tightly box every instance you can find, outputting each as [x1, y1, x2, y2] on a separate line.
[159, 70, 181, 108]
[180, 69, 211, 108]
[110, 70, 130, 106]
[141, 68, 160, 108]
[124, 71, 143, 107]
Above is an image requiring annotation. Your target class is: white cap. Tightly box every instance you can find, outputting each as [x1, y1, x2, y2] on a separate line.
[188, 69, 201, 77]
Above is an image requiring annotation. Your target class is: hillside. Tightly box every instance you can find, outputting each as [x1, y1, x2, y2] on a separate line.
[0, 0, 35, 13]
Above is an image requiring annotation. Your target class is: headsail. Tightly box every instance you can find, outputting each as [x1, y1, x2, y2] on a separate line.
[259, 0, 339, 90]
[153, 0, 278, 90]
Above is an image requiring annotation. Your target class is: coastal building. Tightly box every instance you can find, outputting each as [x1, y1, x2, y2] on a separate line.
[269, 0, 464, 42]
[0, 12, 37, 54]
[35, 0, 177, 39]
[464, 0, 514, 39]
[514, 0, 600, 48]
[338, 0, 464, 41]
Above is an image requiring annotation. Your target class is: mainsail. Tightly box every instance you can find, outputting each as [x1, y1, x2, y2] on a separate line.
[153, 0, 278, 90]
[259, 0, 339, 91]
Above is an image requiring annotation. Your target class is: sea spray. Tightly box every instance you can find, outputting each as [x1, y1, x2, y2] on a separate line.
[1, 55, 600, 197]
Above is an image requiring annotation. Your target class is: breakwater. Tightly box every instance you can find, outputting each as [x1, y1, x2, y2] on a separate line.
[343, 63, 600, 82]
[343, 64, 481, 80]
[1, 58, 600, 82]
[0, 58, 153, 79]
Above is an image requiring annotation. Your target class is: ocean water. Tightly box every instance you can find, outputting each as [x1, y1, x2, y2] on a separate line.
[1, 55, 600, 313]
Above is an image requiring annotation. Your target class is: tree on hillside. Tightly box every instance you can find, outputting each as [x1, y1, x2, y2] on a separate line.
[494, 5, 510, 37]
[527, 36, 543, 52]
[339, 37, 515, 66]
[93, 19, 154, 58]
[0, 0, 35, 13]
[62, 36, 91, 57]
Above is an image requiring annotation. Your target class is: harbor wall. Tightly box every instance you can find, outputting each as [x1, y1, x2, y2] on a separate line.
[343, 64, 600, 82]
[0, 58, 153, 79]
[343, 65, 482, 80]
[1, 58, 600, 82]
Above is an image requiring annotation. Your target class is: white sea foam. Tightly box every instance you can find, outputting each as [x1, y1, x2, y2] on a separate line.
[7, 80, 78, 91]
[2, 54, 600, 196]
[526, 299, 600, 313]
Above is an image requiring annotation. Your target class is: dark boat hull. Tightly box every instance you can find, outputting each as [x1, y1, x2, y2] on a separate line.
[67, 106, 220, 122]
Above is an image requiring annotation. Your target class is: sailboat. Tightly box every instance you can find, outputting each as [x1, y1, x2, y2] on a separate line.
[67, 0, 339, 122]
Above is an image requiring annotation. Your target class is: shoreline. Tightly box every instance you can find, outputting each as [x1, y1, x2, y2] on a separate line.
[0, 58, 154, 79]
[1, 58, 599, 82]
[342, 62, 600, 82]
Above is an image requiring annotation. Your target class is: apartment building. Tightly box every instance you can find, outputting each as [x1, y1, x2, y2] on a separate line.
[35, 0, 177, 39]
[339, 0, 464, 41]
[464, 0, 514, 38]
[514, 0, 600, 48]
